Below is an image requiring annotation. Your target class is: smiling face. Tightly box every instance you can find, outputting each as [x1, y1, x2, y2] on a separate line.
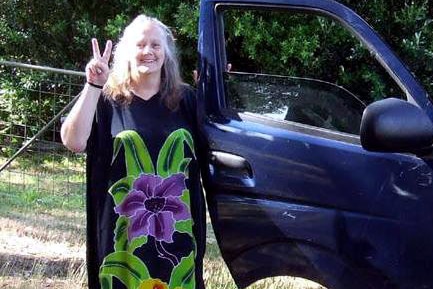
[130, 21, 166, 77]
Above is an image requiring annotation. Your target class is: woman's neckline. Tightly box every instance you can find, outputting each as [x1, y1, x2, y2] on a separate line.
[131, 89, 161, 102]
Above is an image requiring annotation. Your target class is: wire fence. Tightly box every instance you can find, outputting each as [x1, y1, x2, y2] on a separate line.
[0, 60, 86, 199]
[0, 61, 88, 288]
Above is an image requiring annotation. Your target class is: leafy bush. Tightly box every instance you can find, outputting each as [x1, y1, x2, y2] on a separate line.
[339, 1, 433, 99]
[0, 0, 432, 108]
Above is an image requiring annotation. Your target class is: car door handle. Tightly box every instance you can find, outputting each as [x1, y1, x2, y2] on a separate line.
[209, 151, 255, 188]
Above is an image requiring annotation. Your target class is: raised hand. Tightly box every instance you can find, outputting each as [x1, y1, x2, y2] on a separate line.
[85, 38, 112, 86]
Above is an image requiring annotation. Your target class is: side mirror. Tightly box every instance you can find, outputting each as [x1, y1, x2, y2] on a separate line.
[360, 98, 433, 153]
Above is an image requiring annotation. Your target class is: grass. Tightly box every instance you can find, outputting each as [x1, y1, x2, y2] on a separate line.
[0, 153, 85, 215]
[0, 154, 325, 289]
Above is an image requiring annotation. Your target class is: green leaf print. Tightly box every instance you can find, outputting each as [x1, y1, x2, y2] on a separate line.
[169, 252, 196, 289]
[175, 219, 194, 237]
[100, 251, 150, 289]
[183, 130, 195, 159]
[176, 189, 197, 255]
[100, 275, 113, 289]
[104, 129, 197, 289]
[114, 216, 129, 252]
[128, 236, 147, 253]
[180, 189, 191, 206]
[108, 176, 134, 205]
[178, 158, 192, 175]
[157, 129, 195, 178]
[113, 217, 148, 253]
[112, 130, 155, 177]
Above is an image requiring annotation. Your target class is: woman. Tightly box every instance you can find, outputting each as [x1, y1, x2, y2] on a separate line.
[61, 15, 205, 289]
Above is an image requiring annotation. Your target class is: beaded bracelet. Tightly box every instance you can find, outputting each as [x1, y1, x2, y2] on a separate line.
[87, 82, 103, 89]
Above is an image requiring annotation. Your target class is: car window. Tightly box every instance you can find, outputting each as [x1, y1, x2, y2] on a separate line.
[221, 8, 405, 135]
[225, 72, 366, 134]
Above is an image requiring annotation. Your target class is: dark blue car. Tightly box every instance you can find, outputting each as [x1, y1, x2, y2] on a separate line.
[196, 0, 433, 288]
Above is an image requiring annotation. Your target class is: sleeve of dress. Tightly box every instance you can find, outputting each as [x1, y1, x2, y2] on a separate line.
[182, 85, 206, 161]
[181, 85, 202, 144]
[180, 85, 207, 289]
[86, 95, 110, 154]
[85, 95, 113, 288]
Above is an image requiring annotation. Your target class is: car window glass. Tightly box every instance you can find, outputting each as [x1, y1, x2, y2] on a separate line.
[222, 8, 405, 135]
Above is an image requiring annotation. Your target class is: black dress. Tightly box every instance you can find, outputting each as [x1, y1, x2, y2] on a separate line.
[85, 87, 206, 289]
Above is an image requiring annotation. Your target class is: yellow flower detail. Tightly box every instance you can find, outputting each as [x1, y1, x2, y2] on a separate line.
[138, 278, 169, 289]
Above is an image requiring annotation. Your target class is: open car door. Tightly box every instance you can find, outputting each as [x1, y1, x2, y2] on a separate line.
[196, 0, 433, 288]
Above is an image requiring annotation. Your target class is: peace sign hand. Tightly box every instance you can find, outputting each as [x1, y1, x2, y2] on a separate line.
[85, 38, 112, 87]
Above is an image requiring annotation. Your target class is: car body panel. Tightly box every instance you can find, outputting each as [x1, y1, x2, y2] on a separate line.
[196, 0, 433, 288]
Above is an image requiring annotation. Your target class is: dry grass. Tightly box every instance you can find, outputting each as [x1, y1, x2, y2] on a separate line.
[0, 155, 326, 289]
[0, 211, 325, 289]
[0, 212, 86, 289]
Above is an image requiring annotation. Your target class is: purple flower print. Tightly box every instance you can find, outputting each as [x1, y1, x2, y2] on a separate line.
[114, 173, 190, 243]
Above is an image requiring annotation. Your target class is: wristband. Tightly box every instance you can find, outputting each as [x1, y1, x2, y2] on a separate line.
[87, 82, 103, 89]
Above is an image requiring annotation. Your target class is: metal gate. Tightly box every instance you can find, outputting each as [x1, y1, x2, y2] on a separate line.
[0, 60, 87, 288]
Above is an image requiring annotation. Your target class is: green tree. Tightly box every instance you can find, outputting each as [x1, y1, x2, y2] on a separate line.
[341, 0, 433, 100]
[219, 1, 433, 103]
[0, 0, 432, 118]
[0, 0, 200, 136]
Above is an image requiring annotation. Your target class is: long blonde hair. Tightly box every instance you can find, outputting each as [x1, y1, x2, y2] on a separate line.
[103, 15, 183, 110]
